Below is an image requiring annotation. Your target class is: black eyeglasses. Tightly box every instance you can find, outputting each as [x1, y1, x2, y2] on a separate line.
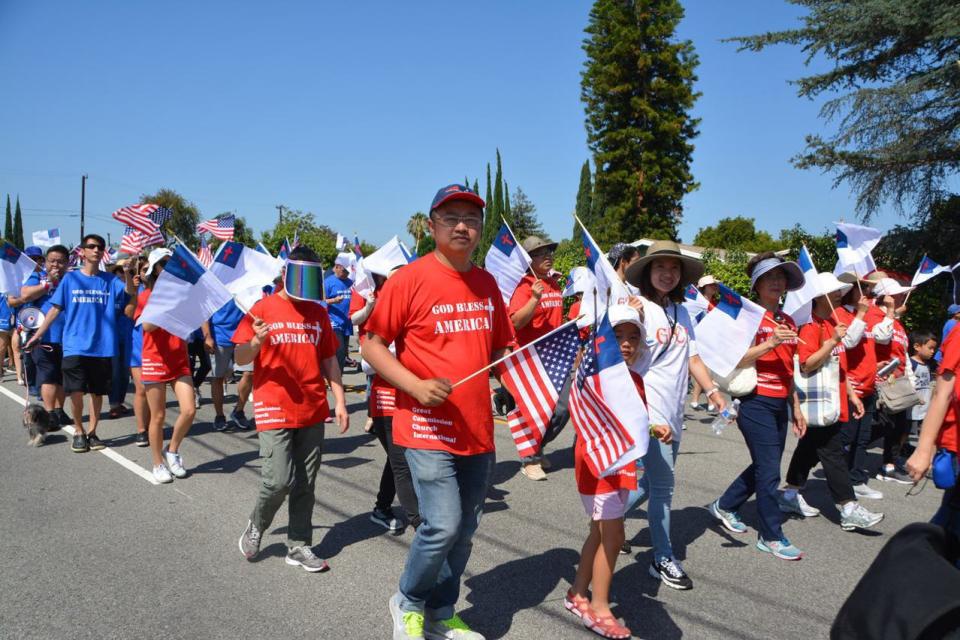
[84, 244, 104, 251]
[432, 214, 483, 230]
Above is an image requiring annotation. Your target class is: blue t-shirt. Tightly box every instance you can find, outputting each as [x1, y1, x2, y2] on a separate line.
[24, 271, 65, 344]
[49, 270, 129, 358]
[0, 294, 12, 331]
[211, 300, 245, 346]
[935, 318, 958, 364]
[323, 274, 353, 335]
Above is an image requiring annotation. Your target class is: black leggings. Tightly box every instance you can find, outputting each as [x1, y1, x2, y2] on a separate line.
[785, 422, 856, 504]
[188, 340, 211, 390]
[371, 416, 421, 528]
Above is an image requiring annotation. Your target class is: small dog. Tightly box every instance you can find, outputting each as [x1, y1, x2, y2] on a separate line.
[23, 403, 53, 447]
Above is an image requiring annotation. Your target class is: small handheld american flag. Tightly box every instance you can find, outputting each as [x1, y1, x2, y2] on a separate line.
[497, 321, 581, 460]
[197, 214, 235, 241]
[197, 234, 213, 268]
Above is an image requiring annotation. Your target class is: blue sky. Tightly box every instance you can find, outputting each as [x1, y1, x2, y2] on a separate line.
[0, 1, 909, 250]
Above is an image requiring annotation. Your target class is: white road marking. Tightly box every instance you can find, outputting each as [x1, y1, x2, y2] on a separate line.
[1, 384, 159, 485]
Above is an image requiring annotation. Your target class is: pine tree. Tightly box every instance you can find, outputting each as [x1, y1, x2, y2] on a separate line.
[478, 162, 499, 265]
[3, 195, 11, 242]
[732, 0, 960, 221]
[13, 196, 24, 248]
[510, 187, 546, 240]
[572, 160, 594, 242]
[581, 0, 700, 244]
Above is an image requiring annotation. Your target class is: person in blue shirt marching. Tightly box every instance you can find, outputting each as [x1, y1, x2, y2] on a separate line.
[324, 255, 354, 376]
[25, 234, 137, 453]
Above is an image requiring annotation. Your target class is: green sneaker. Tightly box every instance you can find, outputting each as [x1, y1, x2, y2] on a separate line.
[390, 593, 424, 640]
[424, 614, 485, 640]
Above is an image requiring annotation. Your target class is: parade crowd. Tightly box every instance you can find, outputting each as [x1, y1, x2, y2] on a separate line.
[4, 182, 960, 640]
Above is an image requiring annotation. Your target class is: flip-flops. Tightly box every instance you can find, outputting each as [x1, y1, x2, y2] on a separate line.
[563, 589, 591, 619]
[582, 608, 631, 639]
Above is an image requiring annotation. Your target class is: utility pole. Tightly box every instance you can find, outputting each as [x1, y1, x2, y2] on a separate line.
[276, 204, 284, 225]
[80, 174, 88, 240]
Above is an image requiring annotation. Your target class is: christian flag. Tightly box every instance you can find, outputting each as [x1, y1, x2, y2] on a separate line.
[834, 222, 880, 278]
[498, 321, 581, 459]
[575, 215, 632, 325]
[695, 283, 766, 378]
[209, 240, 283, 295]
[484, 222, 531, 304]
[784, 244, 821, 325]
[569, 314, 650, 477]
[682, 284, 710, 324]
[911, 255, 950, 287]
[0, 242, 38, 293]
[138, 244, 232, 340]
[32, 228, 61, 248]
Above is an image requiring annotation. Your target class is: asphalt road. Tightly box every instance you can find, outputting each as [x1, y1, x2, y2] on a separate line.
[0, 363, 943, 640]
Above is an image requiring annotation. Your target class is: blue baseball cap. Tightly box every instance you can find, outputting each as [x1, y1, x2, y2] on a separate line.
[949, 304, 960, 316]
[430, 184, 485, 213]
[25, 246, 43, 257]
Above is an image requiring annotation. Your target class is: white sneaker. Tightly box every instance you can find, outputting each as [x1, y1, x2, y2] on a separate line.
[707, 404, 716, 412]
[690, 402, 702, 410]
[852, 483, 883, 500]
[777, 490, 820, 517]
[163, 449, 188, 478]
[194, 389, 201, 409]
[153, 464, 173, 484]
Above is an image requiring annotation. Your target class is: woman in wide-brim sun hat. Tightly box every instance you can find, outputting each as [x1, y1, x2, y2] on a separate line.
[619, 240, 725, 591]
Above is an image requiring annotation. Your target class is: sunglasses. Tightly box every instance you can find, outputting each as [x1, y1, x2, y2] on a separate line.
[84, 244, 105, 251]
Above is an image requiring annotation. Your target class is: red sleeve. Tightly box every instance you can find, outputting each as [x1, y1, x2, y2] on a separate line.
[508, 278, 533, 316]
[231, 298, 263, 345]
[491, 284, 517, 350]
[797, 321, 824, 366]
[133, 289, 150, 322]
[942, 325, 960, 374]
[318, 309, 338, 359]
[364, 272, 409, 345]
[568, 300, 580, 322]
[348, 289, 365, 316]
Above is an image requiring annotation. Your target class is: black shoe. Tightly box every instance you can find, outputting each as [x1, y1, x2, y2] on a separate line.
[135, 432, 149, 447]
[619, 541, 632, 555]
[87, 433, 106, 451]
[370, 507, 404, 534]
[213, 415, 228, 432]
[71, 433, 89, 453]
[649, 558, 693, 590]
[57, 409, 73, 427]
[46, 410, 63, 432]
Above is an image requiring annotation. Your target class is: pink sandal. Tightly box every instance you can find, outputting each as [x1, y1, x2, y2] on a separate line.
[563, 589, 591, 618]
[582, 608, 631, 639]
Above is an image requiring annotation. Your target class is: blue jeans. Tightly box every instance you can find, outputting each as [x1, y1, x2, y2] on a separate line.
[626, 438, 680, 563]
[109, 340, 129, 407]
[399, 448, 494, 620]
[718, 394, 789, 542]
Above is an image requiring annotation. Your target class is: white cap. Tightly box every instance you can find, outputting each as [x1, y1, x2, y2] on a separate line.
[146, 248, 173, 276]
[562, 266, 596, 297]
[607, 304, 645, 336]
[872, 277, 914, 297]
[816, 271, 853, 297]
[697, 275, 717, 288]
[334, 253, 354, 269]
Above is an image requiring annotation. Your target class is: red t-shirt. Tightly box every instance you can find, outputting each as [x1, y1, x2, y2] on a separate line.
[798, 314, 849, 423]
[508, 274, 563, 346]
[754, 311, 798, 399]
[875, 318, 908, 379]
[575, 371, 645, 495]
[369, 375, 396, 418]
[363, 253, 515, 455]
[936, 324, 960, 453]
[835, 306, 878, 397]
[231, 292, 339, 431]
[349, 288, 372, 345]
[135, 288, 190, 384]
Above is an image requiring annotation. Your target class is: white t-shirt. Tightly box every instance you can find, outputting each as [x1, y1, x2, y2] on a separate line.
[631, 297, 697, 438]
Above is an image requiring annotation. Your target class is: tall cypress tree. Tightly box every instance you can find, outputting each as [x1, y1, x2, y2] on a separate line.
[492, 149, 504, 227]
[478, 162, 499, 265]
[3, 195, 12, 242]
[13, 196, 24, 248]
[472, 179, 480, 198]
[581, 0, 700, 244]
[503, 181, 512, 227]
[572, 160, 594, 243]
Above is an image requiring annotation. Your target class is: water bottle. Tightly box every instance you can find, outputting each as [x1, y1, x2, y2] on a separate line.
[710, 399, 740, 436]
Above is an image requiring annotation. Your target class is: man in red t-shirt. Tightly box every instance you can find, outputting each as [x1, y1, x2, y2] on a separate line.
[507, 235, 570, 481]
[234, 246, 348, 574]
[364, 184, 514, 640]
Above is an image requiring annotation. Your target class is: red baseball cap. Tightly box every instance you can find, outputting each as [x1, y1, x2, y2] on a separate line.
[430, 184, 485, 212]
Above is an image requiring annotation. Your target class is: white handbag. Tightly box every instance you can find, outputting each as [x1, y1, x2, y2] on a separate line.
[714, 366, 758, 398]
[794, 354, 841, 427]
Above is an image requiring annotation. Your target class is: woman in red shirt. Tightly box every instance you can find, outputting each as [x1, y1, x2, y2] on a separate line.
[134, 249, 195, 484]
[781, 272, 884, 532]
[709, 253, 808, 560]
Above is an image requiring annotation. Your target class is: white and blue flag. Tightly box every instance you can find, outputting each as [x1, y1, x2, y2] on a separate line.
[0, 242, 38, 293]
[785, 245, 821, 325]
[695, 283, 767, 378]
[31, 228, 61, 248]
[210, 241, 283, 295]
[484, 222, 531, 304]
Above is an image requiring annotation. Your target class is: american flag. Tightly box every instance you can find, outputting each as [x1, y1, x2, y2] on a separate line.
[118, 206, 172, 254]
[112, 203, 161, 236]
[353, 234, 363, 258]
[197, 234, 213, 268]
[99, 245, 117, 270]
[569, 322, 638, 478]
[197, 214, 235, 241]
[497, 321, 581, 459]
[68, 244, 83, 268]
